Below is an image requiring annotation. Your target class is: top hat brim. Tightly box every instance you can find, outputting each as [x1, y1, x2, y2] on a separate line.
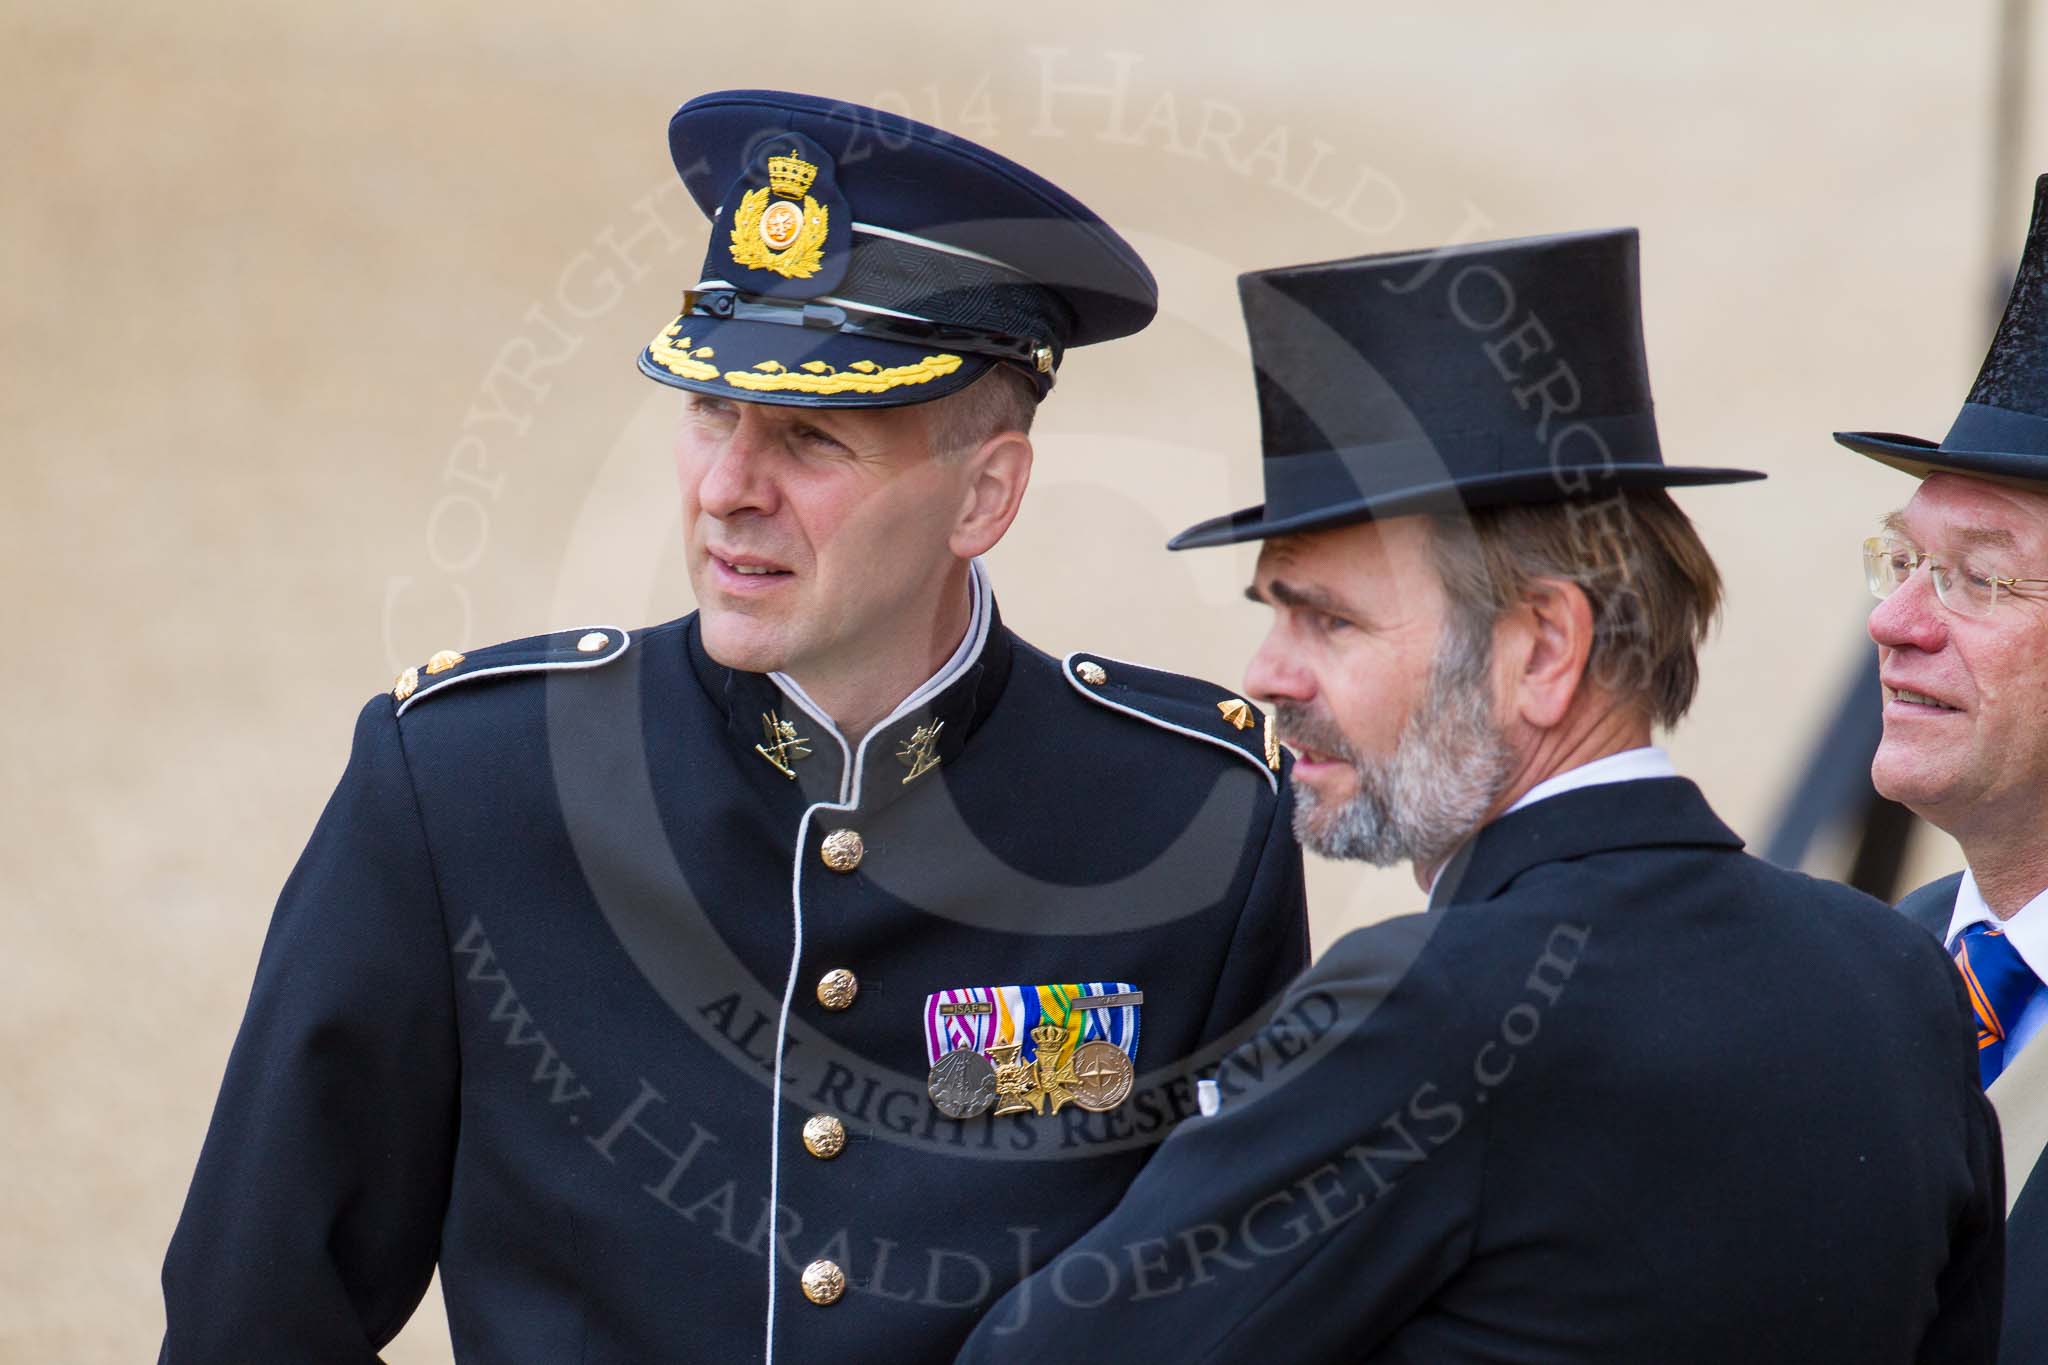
[1167, 462, 1766, 550]
[1833, 429, 2048, 492]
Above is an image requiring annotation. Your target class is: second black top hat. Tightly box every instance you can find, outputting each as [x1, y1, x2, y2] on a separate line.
[1170, 228, 1763, 550]
[1837, 173, 2048, 488]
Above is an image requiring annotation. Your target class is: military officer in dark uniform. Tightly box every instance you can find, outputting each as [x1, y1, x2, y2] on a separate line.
[957, 230, 2004, 1362]
[1838, 172, 2048, 1364]
[159, 90, 1308, 1363]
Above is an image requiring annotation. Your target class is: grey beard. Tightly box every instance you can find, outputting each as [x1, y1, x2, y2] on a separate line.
[1282, 618, 1514, 870]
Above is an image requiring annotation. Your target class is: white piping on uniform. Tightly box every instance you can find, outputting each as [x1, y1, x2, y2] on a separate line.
[845, 559, 990, 799]
[392, 627, 632, 719]
[1058, 650, 1280, 794]
[762, 674, 850, 802]
[759, 560, 990, 1364]
[765, 798, 827, 1361]
[850, 221, 1021, 273]
[760, 674, 850, 1352]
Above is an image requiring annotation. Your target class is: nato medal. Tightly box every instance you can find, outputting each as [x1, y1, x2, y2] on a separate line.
[1069, 1040, 1136, 1113]
[927, 1046, 998, 1119]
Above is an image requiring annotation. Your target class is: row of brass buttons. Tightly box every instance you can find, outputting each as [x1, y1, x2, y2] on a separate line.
[804, 834, 862, 1305]
[799, 1110, 847, 1302]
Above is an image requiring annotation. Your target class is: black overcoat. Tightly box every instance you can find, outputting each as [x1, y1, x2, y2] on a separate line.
[958, 778, 2003, 1364]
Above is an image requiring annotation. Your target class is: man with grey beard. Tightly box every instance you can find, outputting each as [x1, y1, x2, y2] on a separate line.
[1264, 550, 1509, 874]
[957, 230, 2003, 1363]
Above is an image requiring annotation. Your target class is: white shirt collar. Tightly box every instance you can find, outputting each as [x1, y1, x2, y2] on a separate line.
[1945, 868, 2048, 983]
[1427, 746, 1678, 898]
[768, 556, 990, 738]
[1503, 745, 1678, 816]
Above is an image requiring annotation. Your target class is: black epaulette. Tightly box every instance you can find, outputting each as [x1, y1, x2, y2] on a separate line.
[1062, 651, 1281, 789]
[389, 625, 633, 717]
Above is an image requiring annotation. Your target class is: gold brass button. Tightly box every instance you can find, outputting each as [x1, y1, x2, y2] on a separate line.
[801, 1258, 845, 1306]
[576, 631, 609, 653]
[820, 829, 864, 873]
[1077, 661, 1107, 685]
[802, 1113, 847, 1160]
[425, 649, 466, 675]
[392, 667, 419, 702]
[816, 969, 858, 1011]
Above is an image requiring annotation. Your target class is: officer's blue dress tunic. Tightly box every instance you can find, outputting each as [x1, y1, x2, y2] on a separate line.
[159, 596, 1308, 1362]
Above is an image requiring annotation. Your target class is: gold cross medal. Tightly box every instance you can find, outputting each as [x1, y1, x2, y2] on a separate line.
[922, 983, 1142, 1119]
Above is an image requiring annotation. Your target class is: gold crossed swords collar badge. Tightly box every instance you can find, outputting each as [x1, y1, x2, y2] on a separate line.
[755, 711, 943, 786]
[755, 711, 812, 779]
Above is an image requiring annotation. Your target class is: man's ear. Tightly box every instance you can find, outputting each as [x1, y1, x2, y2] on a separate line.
[950, 432, 1033, 560]
[1504, 576, 1595, 729]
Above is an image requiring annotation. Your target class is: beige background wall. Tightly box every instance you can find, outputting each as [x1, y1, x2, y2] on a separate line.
[6, 2, 2037, 1357]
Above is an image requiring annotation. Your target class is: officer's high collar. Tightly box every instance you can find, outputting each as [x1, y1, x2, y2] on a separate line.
[688, 558, 1014, 815]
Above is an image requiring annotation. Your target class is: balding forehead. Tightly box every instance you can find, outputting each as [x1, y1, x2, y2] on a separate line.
[1898, 474, 2048, 551]
[1881, 509, 2016, 550]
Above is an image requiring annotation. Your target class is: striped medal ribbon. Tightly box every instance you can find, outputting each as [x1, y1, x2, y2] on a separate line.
[923, 981, 1142, 1119]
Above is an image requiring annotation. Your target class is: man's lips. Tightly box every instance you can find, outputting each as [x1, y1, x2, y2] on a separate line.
[1283, 740, 1349, 772]
[1882, 681, 1963, 714]
[706, 549, 794, 590]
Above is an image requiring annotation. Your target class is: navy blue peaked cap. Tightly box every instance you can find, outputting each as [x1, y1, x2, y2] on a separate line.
[639, 89, 1158, 408]
[1837, 174, 2048, 487]
[1170, 228, 1762, 549]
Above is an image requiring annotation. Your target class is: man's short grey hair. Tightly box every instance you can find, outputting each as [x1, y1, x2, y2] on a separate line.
[1426, 490, 1724, 730]
[926, 364, 1039, 459]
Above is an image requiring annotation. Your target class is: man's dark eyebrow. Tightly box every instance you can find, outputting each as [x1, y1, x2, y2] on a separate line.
[1245, 578, 1353, 615]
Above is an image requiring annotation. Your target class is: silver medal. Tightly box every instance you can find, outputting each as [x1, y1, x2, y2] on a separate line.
[926, 1046, 998, 1119]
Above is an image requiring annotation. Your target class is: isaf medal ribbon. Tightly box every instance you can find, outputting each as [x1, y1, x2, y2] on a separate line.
[923, 982, 1142, 1119]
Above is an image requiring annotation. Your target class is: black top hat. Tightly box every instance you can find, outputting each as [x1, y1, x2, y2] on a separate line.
[637, 90, 1157, 410]
[1169, 228, 1763, 549]
[1837, 174, 2048, 486]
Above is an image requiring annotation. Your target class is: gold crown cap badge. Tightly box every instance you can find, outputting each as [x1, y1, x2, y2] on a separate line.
[732, 149, 828, 278]
[767, 150, 819, 199]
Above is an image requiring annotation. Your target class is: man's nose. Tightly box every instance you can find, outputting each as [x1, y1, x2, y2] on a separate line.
[1244, 623, 1314, 706]
[1867, 568, 1947, 656]
[694, 416, 780, 520]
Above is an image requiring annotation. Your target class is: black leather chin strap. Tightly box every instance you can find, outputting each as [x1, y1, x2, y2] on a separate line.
[682, 288, 1055, 381]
